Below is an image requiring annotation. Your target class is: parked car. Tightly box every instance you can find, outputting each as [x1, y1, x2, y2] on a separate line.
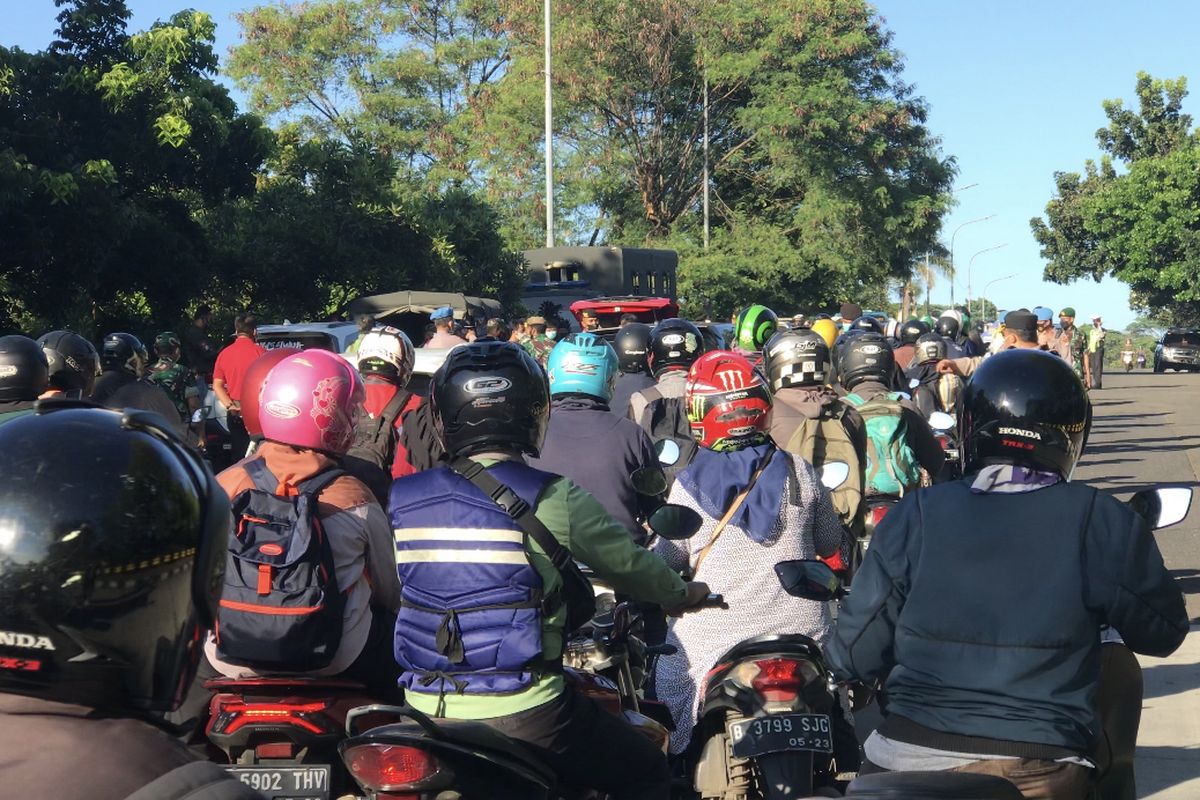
[1154, 329, 1200, 372]
[256, 322, 360, 353]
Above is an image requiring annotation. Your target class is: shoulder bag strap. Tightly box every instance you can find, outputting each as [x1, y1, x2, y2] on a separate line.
[242, 458, 278, 494]
[691, 449, 775, 576]
[448, 457, 575, 576]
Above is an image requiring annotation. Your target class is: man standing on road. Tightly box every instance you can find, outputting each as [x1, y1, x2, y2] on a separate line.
[212, 313, 265, 459]
[1087, 314, 1107, 390]
[1034, 307, 1056, 349]
[425, 306, 468, 349]
[1052, 307, 1088, 384]
[183, 304, 217, 383]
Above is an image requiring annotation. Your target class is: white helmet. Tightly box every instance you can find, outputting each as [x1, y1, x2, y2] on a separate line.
[941, 308, 963, 324]
[356, 325, 415, 385]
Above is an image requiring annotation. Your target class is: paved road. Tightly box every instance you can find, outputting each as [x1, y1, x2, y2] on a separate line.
[1075, 371, 1200, 799]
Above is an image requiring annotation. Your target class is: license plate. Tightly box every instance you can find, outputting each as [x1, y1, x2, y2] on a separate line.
[227, 765, 331, 800]
[728, 713, 833, 758]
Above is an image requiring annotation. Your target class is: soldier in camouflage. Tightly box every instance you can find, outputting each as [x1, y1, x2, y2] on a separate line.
[148, 332, 202, 439]
[521, 315, 556, 366]
[1052, 307, 1089, 385]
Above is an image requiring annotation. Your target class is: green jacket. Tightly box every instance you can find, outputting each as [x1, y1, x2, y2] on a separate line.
[404, 458, 688, 719]
[147, 358, 199, 419]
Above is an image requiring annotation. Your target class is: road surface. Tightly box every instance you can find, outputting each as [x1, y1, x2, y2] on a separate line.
[1077, 371, 1200, 799]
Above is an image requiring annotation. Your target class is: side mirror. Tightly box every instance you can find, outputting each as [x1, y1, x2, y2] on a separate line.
[1128, 487, 1193, 530]
[928, 411, 954, 431]
[656, 438, 682, 467]
[631, 466, 669, 497]
[774, 559, 842, 601]
[648, 504, 704, 541]
[818, 462, 850, 490]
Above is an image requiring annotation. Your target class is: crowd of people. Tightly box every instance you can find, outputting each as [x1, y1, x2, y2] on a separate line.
[0, 295, 1186, 800]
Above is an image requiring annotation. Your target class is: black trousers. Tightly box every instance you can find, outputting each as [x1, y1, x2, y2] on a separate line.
[227, 413, 251, 462]
[482, 688, 670, 800]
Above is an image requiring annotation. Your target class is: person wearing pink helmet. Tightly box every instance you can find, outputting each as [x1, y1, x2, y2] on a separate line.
[202, 349, 401, 690]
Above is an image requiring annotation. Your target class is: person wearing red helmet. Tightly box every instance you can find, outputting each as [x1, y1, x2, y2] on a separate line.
[202, 349, 401, 689]
[652, 351, 849, 757]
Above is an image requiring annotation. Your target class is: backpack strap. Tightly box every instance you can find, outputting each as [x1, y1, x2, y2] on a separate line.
[691, 449, 775, 577]
[297, 467, 346, 497]
[641, 385, 664, 406]
[243, 458, 278, 494]
[371, 388, 411, 437]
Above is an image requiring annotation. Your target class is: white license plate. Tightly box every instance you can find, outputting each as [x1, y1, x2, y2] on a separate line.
[728, 713, 833, 758]
[227, 765, 331, 800]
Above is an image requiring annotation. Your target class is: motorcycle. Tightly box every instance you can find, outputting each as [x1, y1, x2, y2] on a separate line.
[928, 410, 960, 482]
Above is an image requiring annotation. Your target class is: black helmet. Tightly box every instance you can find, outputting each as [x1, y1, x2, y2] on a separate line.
[914, 332, 948, 364]
[0, 335, 50, 402]
[0, 402, 228, 712]
[835, 331, 894, 391]
[101, 332, 149, 376]
[935, 315, 961, 340]
[614, 322, 652, 374]
[764, 329, 830, 390]
[899, 319, 931, 346]
[431, 341, 550, 458]
[850, 315, 885, 335]
[961, 350, 1090, 479]
[648, 318, 705, 377]
[37, 330, 101, 397]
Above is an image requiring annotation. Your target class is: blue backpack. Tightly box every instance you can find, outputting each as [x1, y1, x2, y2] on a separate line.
[215, 459, 345, 672]
[845, 392, 921, 495]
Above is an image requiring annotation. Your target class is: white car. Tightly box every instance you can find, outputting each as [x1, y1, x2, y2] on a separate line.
[256, 322, 360, 353]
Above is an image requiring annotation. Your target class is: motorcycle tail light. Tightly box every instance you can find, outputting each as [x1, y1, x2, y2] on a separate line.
[936, 434, 950, 448]
[343, 743, 443, 793]
[750, 658, 816, 704]
[210, 700, 334, 736]
[869, 505, 891, 527]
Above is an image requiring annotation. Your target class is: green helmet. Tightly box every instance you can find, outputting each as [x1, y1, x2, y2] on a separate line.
[735, 304, 779, 352]
[919, 314, 935, 327]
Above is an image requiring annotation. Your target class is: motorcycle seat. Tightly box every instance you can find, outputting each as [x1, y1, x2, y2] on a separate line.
[845, 771, 1024, 799]
[205, 677, 369, 692]
[713, 633, 825, 667]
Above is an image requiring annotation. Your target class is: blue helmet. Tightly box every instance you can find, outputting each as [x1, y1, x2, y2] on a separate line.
[546, 332, 619, 401]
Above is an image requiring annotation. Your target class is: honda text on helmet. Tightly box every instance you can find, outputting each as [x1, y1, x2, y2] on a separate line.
[763, 329, 831, 390]
[734, 304, 779, 353]
[37, 330, 100, 398]
[431, 341, 550, 458]
[648, 318, 706, 377]
[961, 349, 1091, 480]
[546, 332, 619, 402]
[257, 349, 365, 454]
[614, 322, 653, 374]
[686, 351, 772, 451]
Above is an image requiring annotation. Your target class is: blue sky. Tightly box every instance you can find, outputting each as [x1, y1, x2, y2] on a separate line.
[9, 1, 1200, 330]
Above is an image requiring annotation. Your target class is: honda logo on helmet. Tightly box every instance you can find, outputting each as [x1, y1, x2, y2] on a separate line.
[464, 377, 512, 395]
[998, 426, 1042, 440]
[0, 631, 55, 650]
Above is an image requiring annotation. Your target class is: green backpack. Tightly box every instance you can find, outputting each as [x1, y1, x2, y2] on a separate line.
[844, 392, 920, 496]
[784, 404, 864, 535]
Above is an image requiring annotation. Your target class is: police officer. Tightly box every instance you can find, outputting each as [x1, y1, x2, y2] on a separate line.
[828, 351, 1187, 798]
[90, 332, 184, 434]
[0, 335, 49, 424]
[0, 403, 256, 800]
[389, 341, 709, 800]
[37, 330, 100, 399]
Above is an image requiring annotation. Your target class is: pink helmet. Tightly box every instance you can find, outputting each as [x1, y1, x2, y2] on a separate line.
[258, 349, 365, 454]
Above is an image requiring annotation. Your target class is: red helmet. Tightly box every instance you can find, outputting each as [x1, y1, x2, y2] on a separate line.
[685, 351, 772, 451]
[241, 347, 301, 437]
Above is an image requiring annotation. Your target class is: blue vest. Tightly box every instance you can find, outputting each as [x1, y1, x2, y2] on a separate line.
[389, 462, 556, 698]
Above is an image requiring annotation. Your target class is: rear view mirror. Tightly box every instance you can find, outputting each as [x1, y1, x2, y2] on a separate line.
[774, 560, 842, 601]
[928, 411, 954, 431]
[648, 504, 703, 540]
[1128, 487, 1193, 530]
[818, 462, 850, 490]
[656, 439, 682, 467]
[631, 466, 669, 497]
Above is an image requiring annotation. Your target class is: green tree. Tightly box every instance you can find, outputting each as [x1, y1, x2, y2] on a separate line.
[1032, 72, 1200, 324]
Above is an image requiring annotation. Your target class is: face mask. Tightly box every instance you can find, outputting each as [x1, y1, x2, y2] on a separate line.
[546, 329, 558, 340]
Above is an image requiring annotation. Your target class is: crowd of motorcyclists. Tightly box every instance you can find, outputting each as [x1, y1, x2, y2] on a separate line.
[0, 297, 1187, 800]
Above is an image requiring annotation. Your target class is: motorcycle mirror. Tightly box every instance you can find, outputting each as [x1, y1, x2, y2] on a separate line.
[818, 462, 850, 490]
[928, 411, 955, 431]
[656, 438, 682, 467]
[648, 504, 704, 540]
[1128, 487, 1193, 530]
[631, 466, 669, 497]
[774, 559, 841, 601]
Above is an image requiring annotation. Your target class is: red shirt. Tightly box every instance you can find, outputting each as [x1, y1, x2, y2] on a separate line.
[213, 335, 266, 402]
[363, 379, 423, 479]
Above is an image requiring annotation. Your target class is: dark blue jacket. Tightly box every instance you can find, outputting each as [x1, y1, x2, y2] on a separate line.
[610, 372, 655, 419]
[529, 396, 659, 540]
[828, 478, 1186, 756]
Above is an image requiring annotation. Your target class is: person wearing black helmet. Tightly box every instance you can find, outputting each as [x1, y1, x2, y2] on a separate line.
[36, 330, 100, 400]
[388, 341, 709, 800]
[835, 332, 943, 496]
[905, 331, 960, 420]
[610, 322, 655, 417]
[90, 332, 184, 434]
[0, 404, 257, 800]
[628, 318, 706, 457]
[934, 311, 972, 358]
[893, 319, 930, 371]
[828, 350, 1186, 798]
[0, 335, 50, 424]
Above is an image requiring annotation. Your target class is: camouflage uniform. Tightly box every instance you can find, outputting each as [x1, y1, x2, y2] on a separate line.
[148, 334, 201, 424]
[1052, 325, 1088, 382]
[522, 334, 555, 367]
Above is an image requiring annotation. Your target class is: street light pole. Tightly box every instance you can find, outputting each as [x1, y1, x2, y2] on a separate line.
[948, 214, 996, 306]
[702, 73, 709, 251]
[543, 0, 554, 248]
[967, 243, 1008, 317]
[980, 272, 1018, 319]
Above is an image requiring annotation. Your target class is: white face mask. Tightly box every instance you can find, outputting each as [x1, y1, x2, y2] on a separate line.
[546, 329, 558, 341]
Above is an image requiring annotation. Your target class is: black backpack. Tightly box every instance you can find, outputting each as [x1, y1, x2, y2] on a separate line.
[343, 389, 415, 505]
[641, 389, 697, 476]
[400, 398, 446, 473]
[215, 459, 345, 672]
